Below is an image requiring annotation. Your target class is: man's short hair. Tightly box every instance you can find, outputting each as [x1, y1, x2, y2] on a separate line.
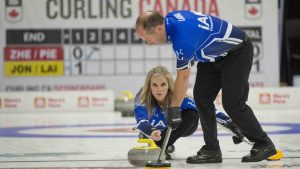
[135, 11, 164, 32]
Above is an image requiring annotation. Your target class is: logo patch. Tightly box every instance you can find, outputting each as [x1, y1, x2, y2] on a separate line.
[5, 0, 23, 23]
[245, 0, 262, 20]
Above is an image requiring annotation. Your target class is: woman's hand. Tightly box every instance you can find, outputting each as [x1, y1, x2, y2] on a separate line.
[151, 130, 161, 141]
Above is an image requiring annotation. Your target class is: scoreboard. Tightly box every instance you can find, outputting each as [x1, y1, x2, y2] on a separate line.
[4, 28, 158, 77]
[4, 27, 263, 77]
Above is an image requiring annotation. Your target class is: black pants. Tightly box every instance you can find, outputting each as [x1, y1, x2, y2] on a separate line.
[193, 38, 272, 150]
[155, 109, 199, 148]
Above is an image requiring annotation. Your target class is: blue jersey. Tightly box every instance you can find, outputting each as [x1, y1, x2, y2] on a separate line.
[134, 90, 197, 137]
[165, 10, 246, 69]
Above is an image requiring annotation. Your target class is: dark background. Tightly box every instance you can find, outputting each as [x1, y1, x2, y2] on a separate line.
[280, 0, 300, 86]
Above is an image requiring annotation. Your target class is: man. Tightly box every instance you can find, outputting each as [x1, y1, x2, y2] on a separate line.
[135, 10, 277, 164]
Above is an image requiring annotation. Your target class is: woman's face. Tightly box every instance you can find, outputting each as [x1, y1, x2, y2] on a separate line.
[150, 75, 169, 105]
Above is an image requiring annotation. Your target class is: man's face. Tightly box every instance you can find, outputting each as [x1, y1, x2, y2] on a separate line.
[136, 25, 166, 45]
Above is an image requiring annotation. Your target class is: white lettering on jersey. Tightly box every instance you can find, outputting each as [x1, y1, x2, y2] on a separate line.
[175, 49, 184, 60]
[174, 13, 185, 21]
[197, 17, 209, 30]
[191, 11, 210, 31]
[151, 120, 167, 128]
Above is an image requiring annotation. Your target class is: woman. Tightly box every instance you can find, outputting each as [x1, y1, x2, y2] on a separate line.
[134, 65, 199, 160]
[133, 65, 243, 160]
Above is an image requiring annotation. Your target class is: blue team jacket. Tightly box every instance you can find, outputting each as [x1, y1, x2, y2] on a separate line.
[134, 90, 197, 137]
[165, 10, 246, 69]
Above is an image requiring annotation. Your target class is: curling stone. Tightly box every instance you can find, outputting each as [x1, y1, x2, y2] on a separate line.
[128, 139, 161, 167]
[114, 90, 134, 117]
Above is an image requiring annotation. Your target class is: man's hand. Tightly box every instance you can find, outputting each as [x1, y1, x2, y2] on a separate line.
[166, 107, 182, 130]
[151, 130, 161, 141]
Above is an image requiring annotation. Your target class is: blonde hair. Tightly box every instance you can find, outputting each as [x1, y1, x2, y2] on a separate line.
[140, 66, 174, 118]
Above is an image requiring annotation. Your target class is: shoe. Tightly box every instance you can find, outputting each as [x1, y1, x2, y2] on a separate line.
[165, 151, 172, 160]
[232, 136, 243, 144]
[226, 121, 245, 143]
[186, 146, 222, 164]
[166, 145, 175, 154]
[164, 145, 175, 160]
[242, 143, 276, 162]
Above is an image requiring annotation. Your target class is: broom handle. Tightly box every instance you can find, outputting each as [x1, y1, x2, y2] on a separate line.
[157, 127, 172, 162]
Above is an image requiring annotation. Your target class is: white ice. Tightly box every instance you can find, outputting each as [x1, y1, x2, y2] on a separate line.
[0, 109, 299, 169]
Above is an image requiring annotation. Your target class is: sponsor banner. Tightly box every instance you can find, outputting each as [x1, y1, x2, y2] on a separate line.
[4, 84, 106, 92]
[213, 87, 300, 109]
[4, 61, 64, 76]
[0, 0, 279, 94]
[0, 90, 114, 112]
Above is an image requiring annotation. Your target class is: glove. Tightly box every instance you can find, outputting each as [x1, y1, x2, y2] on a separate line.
[166, 107, 182, 130]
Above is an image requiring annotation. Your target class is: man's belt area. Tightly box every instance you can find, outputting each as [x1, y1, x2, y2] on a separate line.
[228, 35, 249, 54]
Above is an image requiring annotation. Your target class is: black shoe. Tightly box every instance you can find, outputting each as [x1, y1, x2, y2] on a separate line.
[186, 146, 222, 164]
[232, 136, 243, 144]
[165, 152, 172, 160]
[242, 143, 276, 162]
[166, 145, 175, 154]
[226, 121, 245, 144]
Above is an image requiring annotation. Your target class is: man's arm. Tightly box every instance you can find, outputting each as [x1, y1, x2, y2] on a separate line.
[171, 68, 190, 107]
